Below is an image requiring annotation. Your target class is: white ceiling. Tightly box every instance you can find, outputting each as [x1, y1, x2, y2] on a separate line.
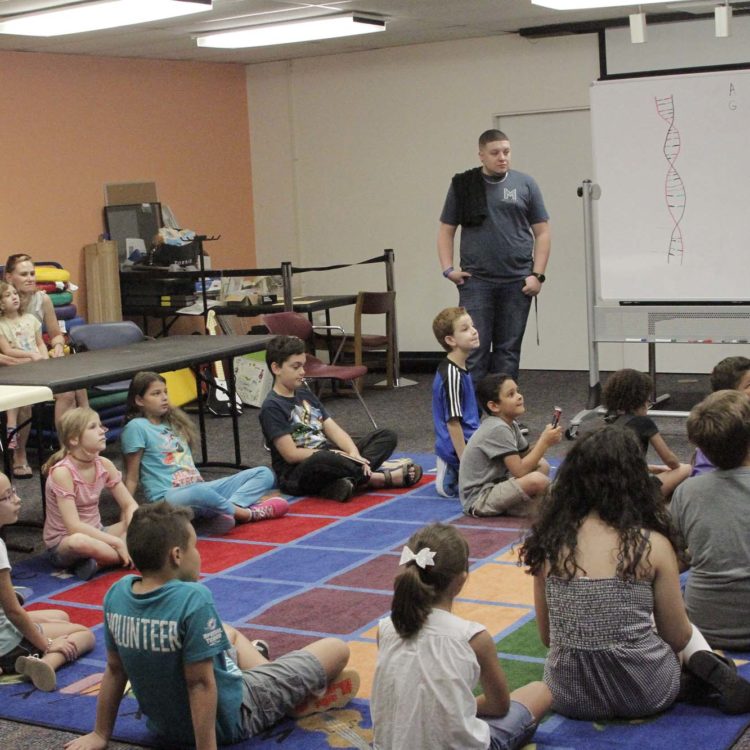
[0, 0, 729, 65]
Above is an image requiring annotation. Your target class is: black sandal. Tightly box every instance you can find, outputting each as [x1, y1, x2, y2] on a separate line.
[381, 461, 423, 488]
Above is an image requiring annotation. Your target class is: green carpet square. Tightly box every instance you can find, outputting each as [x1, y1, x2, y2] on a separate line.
[497, 618, 548, 659]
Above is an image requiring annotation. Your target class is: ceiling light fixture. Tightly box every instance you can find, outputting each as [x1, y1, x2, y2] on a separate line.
[532, 0, 689, 8]
[0, 0, 212, 37]
[196, 13, 385, 49]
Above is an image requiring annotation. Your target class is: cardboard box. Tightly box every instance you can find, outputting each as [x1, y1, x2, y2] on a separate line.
[234, 350, 272, 408]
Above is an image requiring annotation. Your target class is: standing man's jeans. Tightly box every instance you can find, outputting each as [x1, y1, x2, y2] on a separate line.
[459, 275, 532, 383]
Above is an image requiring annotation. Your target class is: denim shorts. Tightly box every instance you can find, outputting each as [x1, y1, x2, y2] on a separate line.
[239, 649, 326, 736]
[486, 700, 538, 750]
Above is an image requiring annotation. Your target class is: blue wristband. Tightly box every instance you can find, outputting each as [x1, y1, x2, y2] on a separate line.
[442, 266, 454, 278]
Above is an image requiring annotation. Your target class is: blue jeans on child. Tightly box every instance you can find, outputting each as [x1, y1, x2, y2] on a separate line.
[459, 275, 532, 383]
[164, 466, 275, 519]
[486, 700, 538, 750]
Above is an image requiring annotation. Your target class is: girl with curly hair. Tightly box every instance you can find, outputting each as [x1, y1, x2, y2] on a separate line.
[519, 426, 750, 720]
[601, 368, 690, 498]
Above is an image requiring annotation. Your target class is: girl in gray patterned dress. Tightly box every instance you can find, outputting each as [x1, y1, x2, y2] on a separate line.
[520, 426, 750, 720]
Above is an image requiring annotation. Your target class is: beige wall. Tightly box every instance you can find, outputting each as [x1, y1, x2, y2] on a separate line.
[246, 34, 601, 366]
[0, 50, 256, 320]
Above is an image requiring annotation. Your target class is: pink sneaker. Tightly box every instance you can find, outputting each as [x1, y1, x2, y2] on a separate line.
[248, 497, 289, 522]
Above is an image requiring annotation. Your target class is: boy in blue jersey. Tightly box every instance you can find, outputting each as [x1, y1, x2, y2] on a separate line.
[65, 502, 359, 750]
[431, 307, 481, 497]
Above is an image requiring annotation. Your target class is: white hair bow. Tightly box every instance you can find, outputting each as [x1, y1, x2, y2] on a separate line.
[399, 545, 436, 569]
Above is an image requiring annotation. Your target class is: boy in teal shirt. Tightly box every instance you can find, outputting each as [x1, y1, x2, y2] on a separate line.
[66, 502, 359, 750]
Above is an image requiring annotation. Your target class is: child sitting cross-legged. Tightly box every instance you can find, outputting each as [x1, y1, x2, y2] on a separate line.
[371, 523, 551, 749]
[459, 373, 562, 517]
[43, 407, 138, 581]
[691, 356, 750, 477]
[122, 371, 288, 535]
[431, 307, 481, 497]
[0, 472, 94, 691]
[602, 368, 691, 498]
[259, 335, 422, 502]
[64, 501, 360, 750]
[671, 390, 750, 650]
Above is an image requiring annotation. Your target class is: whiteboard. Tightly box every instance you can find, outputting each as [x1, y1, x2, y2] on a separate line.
[591, 70, 750, 302]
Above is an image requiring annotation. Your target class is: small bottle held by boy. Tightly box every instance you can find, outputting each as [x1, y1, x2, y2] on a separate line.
[431, 307, 481, 498]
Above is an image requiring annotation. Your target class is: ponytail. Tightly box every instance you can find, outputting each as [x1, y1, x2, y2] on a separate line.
[390, 523, 469, 639]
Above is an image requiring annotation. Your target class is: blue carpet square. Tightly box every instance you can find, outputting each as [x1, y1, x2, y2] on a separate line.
[360, 494, 462, 522]
[230, 547, 370, 584]
[203, 578, 303, 622]
[305, 519, 419, 551]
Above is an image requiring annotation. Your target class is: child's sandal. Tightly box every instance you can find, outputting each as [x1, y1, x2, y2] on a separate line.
[381, 461, 423, 488]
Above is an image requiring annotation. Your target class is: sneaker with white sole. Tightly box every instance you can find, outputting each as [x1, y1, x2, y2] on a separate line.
[290, 668, 360, 717]
[248, 497, 289, 522]
[15, 655, 56, 692]
[435, 457, 458, 498]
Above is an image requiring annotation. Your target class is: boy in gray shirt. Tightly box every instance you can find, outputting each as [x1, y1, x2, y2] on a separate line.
[459, 373, 561, 516]
[671, 390, 750, 650]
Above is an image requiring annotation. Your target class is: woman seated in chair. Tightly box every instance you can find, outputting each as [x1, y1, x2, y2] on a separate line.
[3, 253, 87, 479]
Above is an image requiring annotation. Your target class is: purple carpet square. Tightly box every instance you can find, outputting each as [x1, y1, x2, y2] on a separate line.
[203, 578, 303, 622]
[452, 515, 529, 531]
[236, 627, 320, 656]
[327, 553, 400, 591]
[252, 588, 391, 634]
[230, 546, 370, 584]
[305, 519, 418, 551]
[460, 527, 525, 559]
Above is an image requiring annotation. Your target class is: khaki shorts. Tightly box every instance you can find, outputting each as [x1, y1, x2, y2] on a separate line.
[468, 477, 531, 517]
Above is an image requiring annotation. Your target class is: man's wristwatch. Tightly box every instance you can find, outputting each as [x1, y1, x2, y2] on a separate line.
[531, 272, 546, 283]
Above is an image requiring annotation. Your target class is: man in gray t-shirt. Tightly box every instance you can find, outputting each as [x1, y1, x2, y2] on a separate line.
[437, 129, 550, 382]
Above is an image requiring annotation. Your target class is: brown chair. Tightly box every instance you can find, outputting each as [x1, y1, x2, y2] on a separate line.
[314, 292, 396, 392]
[352, 291, 396, 391]
[262, 312, 377, 429]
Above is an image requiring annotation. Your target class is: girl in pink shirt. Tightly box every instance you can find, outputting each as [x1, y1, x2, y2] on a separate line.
[43, 408, 138, 580]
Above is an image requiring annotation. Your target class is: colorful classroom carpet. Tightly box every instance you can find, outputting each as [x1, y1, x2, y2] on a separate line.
[3, 453, 750, 749]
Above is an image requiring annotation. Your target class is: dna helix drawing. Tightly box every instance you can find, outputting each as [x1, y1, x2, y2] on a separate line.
[655, 95, 686, 264]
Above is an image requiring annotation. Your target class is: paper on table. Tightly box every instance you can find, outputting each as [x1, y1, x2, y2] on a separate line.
[176, 299, 222, 315]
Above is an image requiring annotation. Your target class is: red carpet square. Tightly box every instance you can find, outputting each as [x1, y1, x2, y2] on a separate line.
[224, 515, 336, 543]
[196, 540, 275, 574]
[290, 492, 390, 517]
[26, 602, 103, 628]
[50, 569, 130, 605]
[327, 554, 400, 591]
[252, 588, 391, 634]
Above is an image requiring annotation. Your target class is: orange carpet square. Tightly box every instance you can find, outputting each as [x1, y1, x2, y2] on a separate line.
[461, 562, 534, 606]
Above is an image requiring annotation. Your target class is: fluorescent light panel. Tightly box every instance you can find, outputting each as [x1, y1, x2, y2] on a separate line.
[0, 0, 212, 37]
[532, 0, 688, 8]
[196, 14, 385, 49]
